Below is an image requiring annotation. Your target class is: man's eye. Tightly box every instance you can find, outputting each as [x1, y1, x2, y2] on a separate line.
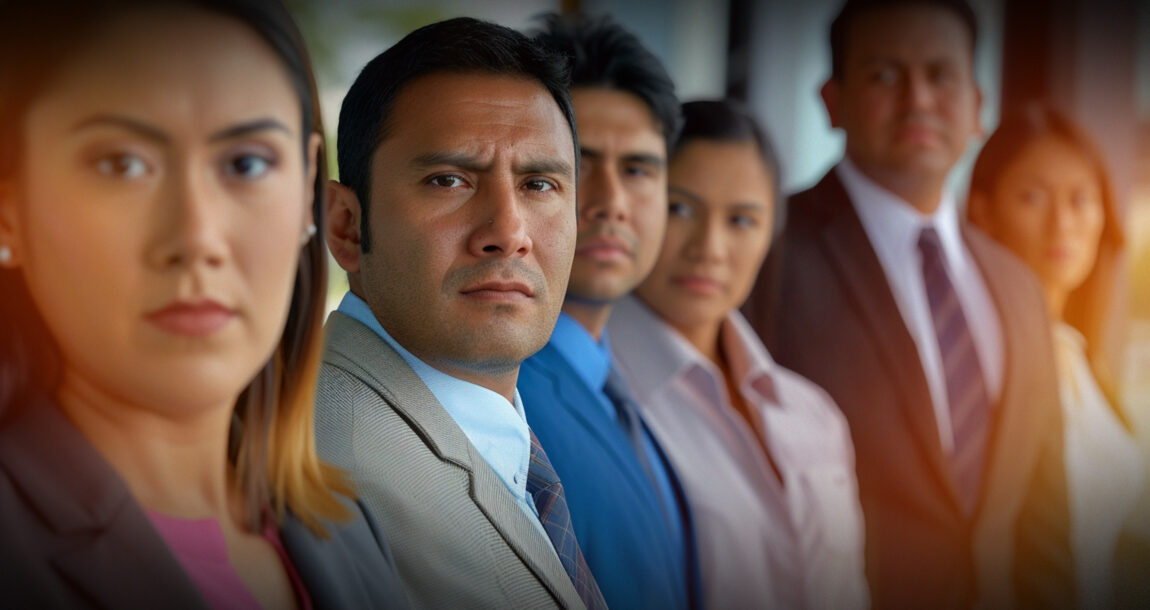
[525, 178, 556, 192]
[624, 164, 653, 178]
[95, 153, 150, 179]
[225, 154, 272, 179]
[429, 175, 466, 188]
[871, 67, 899, 85]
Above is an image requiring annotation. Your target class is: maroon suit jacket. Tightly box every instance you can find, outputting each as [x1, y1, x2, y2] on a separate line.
[743, 168, 1073, 609]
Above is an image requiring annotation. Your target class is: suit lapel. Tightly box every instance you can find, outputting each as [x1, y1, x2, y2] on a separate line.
[0, 399, 206, 610]
[531, 344, 667, 501]
[810, 172, 961, 509]
[50, 512, 207, 610]
[961, 227, 1033, 518]
[323, 313, 584, 609]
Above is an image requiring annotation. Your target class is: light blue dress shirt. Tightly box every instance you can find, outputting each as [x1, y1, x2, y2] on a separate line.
[549, 312, 688, 577]
[336, 292, 548, 536]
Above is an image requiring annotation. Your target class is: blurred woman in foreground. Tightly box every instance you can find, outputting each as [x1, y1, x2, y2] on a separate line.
[968, 103, 1143, 610]
[608, 100, 869, 609]
[0, 1, 407, 607]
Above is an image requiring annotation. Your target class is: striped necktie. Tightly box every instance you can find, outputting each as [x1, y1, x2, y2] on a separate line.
[918, 227, 991, 514]
[527, 430, 608, 610]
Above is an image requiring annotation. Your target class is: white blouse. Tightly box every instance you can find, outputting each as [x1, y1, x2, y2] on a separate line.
[1054, 323, 1144, 610]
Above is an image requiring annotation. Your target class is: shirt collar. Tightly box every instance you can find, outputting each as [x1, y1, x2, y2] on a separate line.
[549, 311, 613, 391]
[607, 296, 783, 408]
[335, 291, 531, 499]
[836, 156, 965, 264]
[606, 297, 699, 402]
[720, 310, 782, 407]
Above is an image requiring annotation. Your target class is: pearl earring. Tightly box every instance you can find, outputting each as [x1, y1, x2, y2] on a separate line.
[300, 224, 317, 246]
[0, 245, 11, 265]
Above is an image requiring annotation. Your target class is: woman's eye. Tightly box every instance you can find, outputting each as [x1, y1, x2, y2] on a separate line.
[668, 202, 693, 218]
[225, 154, 272, 179]
[95, 153, 149, 179]
[1071, 191, 1099, 209]
[731, 214, 757, 228]
[429, 175, 466, 188]
[1019, 188, 1047, 205]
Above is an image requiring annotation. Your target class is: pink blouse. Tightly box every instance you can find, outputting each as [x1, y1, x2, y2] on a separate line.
[146, 510, 313, 610]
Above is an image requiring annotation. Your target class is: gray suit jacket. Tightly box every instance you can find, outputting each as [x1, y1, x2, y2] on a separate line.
[314, 312, 585, 610]
[0, 394, 409, 609]
[743, 169, 1073, 610]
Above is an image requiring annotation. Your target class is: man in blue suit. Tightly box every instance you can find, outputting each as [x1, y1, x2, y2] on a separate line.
[519, 13, 699, 610]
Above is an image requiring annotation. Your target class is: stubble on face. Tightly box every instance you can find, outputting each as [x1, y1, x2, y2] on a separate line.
[354, 73, 576, 391]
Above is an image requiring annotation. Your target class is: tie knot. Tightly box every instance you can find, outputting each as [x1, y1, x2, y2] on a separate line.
[917, 226, 943, 259]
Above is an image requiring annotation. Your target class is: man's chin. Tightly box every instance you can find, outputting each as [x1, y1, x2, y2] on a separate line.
[565, 274, 636, 306]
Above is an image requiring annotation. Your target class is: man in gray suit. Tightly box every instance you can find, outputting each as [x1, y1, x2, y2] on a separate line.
[315, 17, 605, 610]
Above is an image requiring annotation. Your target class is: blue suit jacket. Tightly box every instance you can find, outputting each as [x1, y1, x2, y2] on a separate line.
[520, 341, 701, 610]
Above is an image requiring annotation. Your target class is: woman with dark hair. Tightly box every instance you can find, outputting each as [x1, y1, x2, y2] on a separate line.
[608, 100, 869, 610]
[968, 103, 1142, 610]
[0, 1, 407, 607]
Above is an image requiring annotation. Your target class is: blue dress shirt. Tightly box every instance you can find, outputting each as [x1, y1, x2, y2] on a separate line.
[548, 314, 688, 558]
[336, 292, 547, 535]
[520, 312, 697, 610]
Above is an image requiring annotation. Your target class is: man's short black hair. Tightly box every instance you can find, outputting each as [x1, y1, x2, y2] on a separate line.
[829, 0, 978, 80]
[336, 17, 577, 252]
[532, 12, 682, 149]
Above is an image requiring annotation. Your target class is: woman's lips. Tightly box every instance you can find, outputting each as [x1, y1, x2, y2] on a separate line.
[671, 275, 723, 295]
[145, 300, 236, 337]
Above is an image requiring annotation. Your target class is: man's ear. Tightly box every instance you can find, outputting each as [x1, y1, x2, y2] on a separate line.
[0, 180, 23, 268]
[820, 78, 842, 129]
[326, 180, 362, 274]
[303, 132, 322, 230]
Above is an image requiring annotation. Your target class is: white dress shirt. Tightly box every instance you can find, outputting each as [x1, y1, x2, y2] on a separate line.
[609, 296, 869, 610]
[836, 158, 1004, 454]
[1054, 323, 1145, 610]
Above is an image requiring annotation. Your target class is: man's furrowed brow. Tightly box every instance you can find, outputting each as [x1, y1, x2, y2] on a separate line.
[412, 151, 490, 172]
[515, 158, 574, 178]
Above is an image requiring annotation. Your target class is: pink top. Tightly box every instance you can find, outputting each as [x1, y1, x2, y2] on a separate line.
[608, 296, 870, 610]
[146, 510, 313, 610]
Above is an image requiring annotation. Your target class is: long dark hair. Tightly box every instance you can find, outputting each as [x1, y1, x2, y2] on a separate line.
[968, 103, 1126, 416]
[0, 0, 350, 532]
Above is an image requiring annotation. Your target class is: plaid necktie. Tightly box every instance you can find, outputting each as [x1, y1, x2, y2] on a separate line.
[527, 430, 608, 610]
[918, 227, 991, 514]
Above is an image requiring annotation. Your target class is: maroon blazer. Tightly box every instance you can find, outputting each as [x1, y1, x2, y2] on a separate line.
[743, 168, 1073, 609]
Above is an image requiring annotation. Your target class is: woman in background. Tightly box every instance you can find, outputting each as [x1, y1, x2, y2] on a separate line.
[608, 100, 869, 610]
[0, 0, 407, 607]
[968, 103, 1143, 610]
